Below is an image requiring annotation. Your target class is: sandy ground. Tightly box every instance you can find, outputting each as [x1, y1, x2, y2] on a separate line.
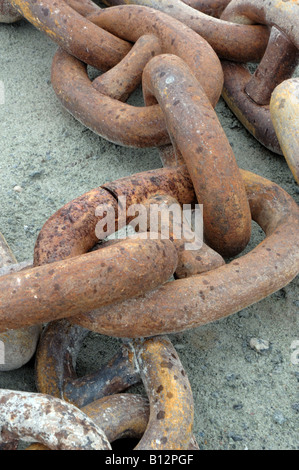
[0, 13, 298, 451]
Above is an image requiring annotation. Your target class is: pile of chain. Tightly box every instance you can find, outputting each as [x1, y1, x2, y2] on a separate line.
[0, 0, 298, 450]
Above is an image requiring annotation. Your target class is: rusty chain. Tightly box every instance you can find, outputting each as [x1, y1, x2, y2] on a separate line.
[0, 0, 299, 451]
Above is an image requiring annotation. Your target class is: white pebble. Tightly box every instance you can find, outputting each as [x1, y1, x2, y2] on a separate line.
[13, 185, 22, 193]
[249, 338, 270, 353]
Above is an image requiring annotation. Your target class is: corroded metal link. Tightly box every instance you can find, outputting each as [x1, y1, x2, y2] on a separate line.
[52, 48, 169, 148]
[9, 0, 131, 71]
[34, 167, 195, 267]
[27, 394, 150, 450]
[220, 0, 299, 154]
[150, 150, 226, 277]
[34, 186, 118, 266]
[85, 3, 226, 108]
[221, 30, 298, 151]
[92, 34, 162, 102]
[221, 61, 282, 155]
[25, 394, 149, 450]
[102, 0, 269, 62]
[142, 54, 251, 257]
[132, 336, 194, 450]
[35, 319, 140, 408]
[0, 237, 178, 331]
[221, 0, 299, 49]
[26, 394, 199, 450]
[52, 6, 223, 147]
[0, 0, 22, 22]
[0, 233, 41, 371]
[244, 27, 299, 106]
[71, 168, 299, 338]
[270, 78, 299, 184]
[182, 0, 231, 18]
[143, 194, 225, 278]
[83, 394, 151, 443]
[36, 327, 195, 449]
[0, 389, 112, 450]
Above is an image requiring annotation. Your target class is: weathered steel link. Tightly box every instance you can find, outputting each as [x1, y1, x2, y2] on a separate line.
[142, 194, 225, 278]
[0, 237, 178, 331]
[51, 5, 223, 147]
[270, 78, 299, 184]
[221, 61, 282, 155]
[34, 186, 118, 266]
[0, 389, 112, 450]
[221, 0, 299, 49]
[0, 0, 22, 22]
[92, 34, 162, 102]
[83, 394, 151, 443]
[34, 167, 196, 271]
[35, 328, 195, 450]
[102, 0, 269, 62]
[26, 394, 199, 450]
[220, 0, 299, 154]
[26, 394, 151, 450]
[86, 3, 247, 97]
[244, 27, 299, 106]
[0, 233, 41, 371]
[9, 0, 132, 71]
[142, 54, 251, 257]
[70, 168, 299, 337]
[35, 319, 140, 408]
[152, 147, 226, 277]
[131, 336, 194, 450]
[86, 3, 226, 107]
